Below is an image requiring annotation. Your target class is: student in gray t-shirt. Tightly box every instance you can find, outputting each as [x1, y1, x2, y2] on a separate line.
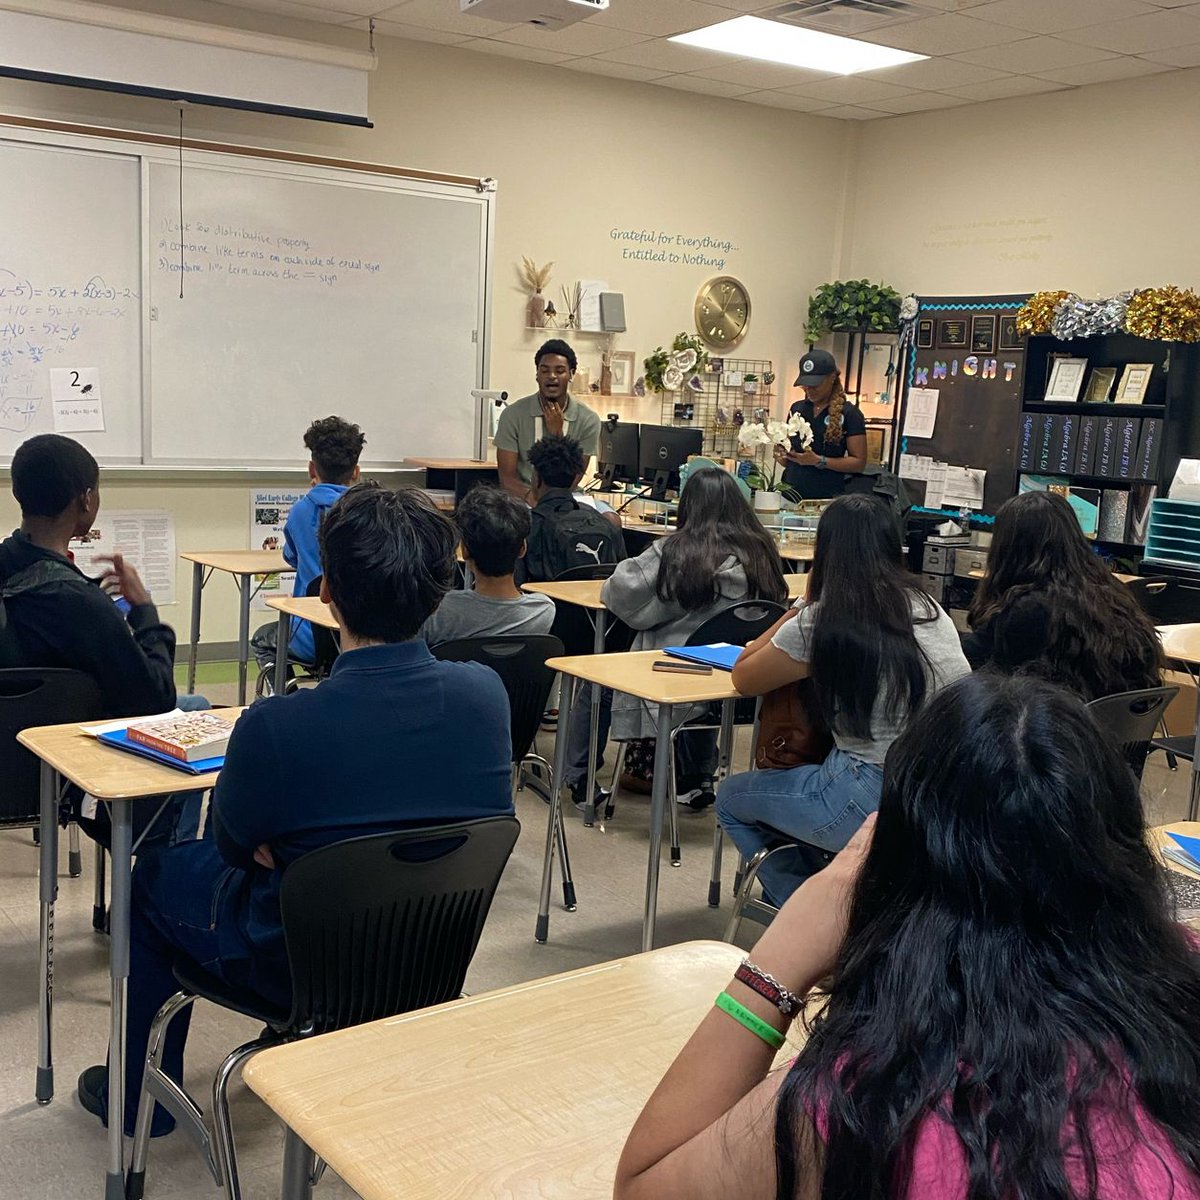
[420, 485, 555, 648]
[716, 494, 970, 906]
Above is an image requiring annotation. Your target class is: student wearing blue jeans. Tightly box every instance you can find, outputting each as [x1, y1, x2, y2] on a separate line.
[717, 495, 970, 906]
[77, 484, 515, 1137]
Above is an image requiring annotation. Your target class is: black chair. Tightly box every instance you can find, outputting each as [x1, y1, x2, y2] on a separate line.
[433, 635, 576, 913]
[254, 575, 341, 698]
[127, 816, 520, 1200]
[1126, 577, 1200, 626]
[1086, 686, 1178, 780]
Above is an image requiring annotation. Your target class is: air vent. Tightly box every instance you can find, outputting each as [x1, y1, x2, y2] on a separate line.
[761, 0, 934, 36]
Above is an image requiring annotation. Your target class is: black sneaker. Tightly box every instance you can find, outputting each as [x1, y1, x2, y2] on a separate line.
[77, 1064, 177, 1139]
[570, 780, 613, 816]
[676, 783, 717, 812]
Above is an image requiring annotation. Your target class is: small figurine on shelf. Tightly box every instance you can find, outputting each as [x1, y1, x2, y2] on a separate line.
[543, 301, 558, 327]
[733, 408, 745, 426]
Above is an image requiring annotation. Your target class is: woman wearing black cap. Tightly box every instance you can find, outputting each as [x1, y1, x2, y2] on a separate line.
[775, 349, 867, 499]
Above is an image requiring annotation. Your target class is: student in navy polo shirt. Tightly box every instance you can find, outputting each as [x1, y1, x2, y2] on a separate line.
[78, 483, 515, 1138]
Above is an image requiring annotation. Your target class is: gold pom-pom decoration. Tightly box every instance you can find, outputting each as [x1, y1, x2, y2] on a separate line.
[1015, 290, 1068, 336]
[1125, 285, 1200, 343]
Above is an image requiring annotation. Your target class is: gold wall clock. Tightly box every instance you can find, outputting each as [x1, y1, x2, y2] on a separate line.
[695, 276, 750, 348]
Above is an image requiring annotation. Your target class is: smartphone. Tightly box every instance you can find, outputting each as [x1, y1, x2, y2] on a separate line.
[652, 659, 712, 675]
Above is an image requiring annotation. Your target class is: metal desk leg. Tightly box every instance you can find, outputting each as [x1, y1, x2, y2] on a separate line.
[643, 702, 674, 953]
[186, 562, 203, 695]
[105, 802, 133, 1200]
[280, 1128, 316, 1200]
[583, 611, 607, 827]
[536, 675, 577, 943]
[273, 609, 291, 698]
[36, 761, 58, 1105]
[237, 575, 251, 706]
[708, 699, 736, 908]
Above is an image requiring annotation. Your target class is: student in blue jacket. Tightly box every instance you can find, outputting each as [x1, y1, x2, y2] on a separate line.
[251, 415, 366, 677]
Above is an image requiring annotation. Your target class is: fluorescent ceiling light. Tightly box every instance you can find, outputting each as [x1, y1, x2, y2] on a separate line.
[670, 15, 926, 76]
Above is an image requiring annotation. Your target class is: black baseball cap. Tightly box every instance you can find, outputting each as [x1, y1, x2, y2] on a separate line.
[795, 348, 838, 386]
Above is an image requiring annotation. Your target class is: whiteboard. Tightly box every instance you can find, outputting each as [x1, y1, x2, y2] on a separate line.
[0, 123, 494, 468]
[0, 139, 143, 462]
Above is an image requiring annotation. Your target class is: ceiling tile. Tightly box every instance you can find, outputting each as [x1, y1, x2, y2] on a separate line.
[585, 0, 737, 37]
[943, 73, 1071, 98]
[789, 75, 915, 104]
[909, 0, 995, 8]
[694, 59, 835, 88]
[868, 55, 1008, 89]
[1141, 0, 1198, 6]
[735, 89, 835, 111]
[366, 18, 472, 43]
[564, 58, 672, 81]
[455, 38, 576, 64]
[593, 39, 741, 72]
[655, 73, 757, 96]
[818, 104, 890, 120]
[967, 0, 1156, 34]
[487, 22, 649, 55]
[858, 12, 1028, 54]
[869, 90, 972, 113]
[1056, 8, 1200, 51]
[1141, 40, 1200, 64]
[376, 0, 517, 36]
[210, 0, 365, 21]
[953, 36, 1117, 71]
[1034, 55, 1175, 82]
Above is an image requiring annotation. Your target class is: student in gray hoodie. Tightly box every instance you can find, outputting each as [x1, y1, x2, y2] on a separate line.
[566, 468, 788, 811]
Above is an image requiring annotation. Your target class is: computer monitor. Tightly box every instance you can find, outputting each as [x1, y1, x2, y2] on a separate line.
[638, 424, 704, 501]
[596, 420, 640, 489]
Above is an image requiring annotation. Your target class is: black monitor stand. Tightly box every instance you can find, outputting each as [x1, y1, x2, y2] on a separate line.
[649, 469, 671, 502]
[599, 463, 617, 491]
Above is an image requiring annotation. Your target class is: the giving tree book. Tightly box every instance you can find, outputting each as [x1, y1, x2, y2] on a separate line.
[126, 711, 235, 763]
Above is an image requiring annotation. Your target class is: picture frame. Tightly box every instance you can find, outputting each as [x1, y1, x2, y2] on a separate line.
[1083, 366, 1117, 403]
[916, 318, 934, 349]
[1044, 356, 1089, 403]
[938, 318, 968, 349]
[609, 350, 636, 395]
[998, 315, 1024, 351]
[970, 314, 996, 354]
[1116, 362, 1154, 404]
[570, 368, 590, 395]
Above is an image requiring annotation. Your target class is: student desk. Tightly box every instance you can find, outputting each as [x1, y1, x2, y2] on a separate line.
[18, 714, 242, 1200]
[1158, 624, 1200, 820]
[403, 457, 497, 504]
[265, 594, 341, 696]
[243, 941, 753, 1200]
[540, 651, 742, 951]
[180, 550, 288, 705]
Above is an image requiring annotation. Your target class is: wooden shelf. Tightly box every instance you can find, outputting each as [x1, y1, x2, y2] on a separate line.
[525, 326, 610, 336]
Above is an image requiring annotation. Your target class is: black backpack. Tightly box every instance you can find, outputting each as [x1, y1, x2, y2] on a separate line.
[525, 495, 626, 582]
[0, 558, 87, 668]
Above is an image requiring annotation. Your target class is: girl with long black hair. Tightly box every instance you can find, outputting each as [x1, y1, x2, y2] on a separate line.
[965, 490, 1161, 699]
[571, 467, 787, 810]
[617, 673, 1200, 1200]
[718, 493, 969, 903]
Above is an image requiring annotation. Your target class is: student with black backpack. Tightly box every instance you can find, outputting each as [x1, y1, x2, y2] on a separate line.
[515, 435, 626, 584]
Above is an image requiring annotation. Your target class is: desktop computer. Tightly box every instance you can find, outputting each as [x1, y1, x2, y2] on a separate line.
[638, 424, 704, 501]
[597, 420, 640, 490]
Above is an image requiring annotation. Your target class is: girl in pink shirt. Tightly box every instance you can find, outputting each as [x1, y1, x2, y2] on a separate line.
[617, 673, 1200, 1200]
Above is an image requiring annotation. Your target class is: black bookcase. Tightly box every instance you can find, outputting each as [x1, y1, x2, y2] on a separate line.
[1014, 334, 1200, 557]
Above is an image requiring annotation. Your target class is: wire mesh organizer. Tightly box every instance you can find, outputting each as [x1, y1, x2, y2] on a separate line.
[658, 357, 776, 460]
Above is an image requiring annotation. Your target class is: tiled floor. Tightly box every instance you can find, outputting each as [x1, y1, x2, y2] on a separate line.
[0, 676, 1192, 1198]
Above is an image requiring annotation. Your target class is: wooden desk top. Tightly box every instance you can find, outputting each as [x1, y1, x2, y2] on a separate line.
[17, 709, 246, 801]
[784, 573, 810, 601]
[1159, 624, 1200, 665]
[265, 594, 341, 631]
[774, 538, 815, 562]
[243, 942, 751, 1200]
[181, 550, 289, 575]
[968, 568, 1138, 583]
[548, 649, 742, 705]
[522, 580, 606, 609]
[404, 458, 495, 470]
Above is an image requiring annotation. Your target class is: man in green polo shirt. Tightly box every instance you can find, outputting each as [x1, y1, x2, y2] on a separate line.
[495, 338, 601, 502]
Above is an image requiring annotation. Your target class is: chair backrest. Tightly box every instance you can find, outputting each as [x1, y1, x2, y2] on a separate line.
[553, 564, 618, 583]
[280, 815, 520, 1033]
[1087, 685, 1179, 779]
[304, 574, 341, 678]
[548, 564, 636, 656]
[0, 668, 106, 825]
[432, 635, 563, 763]
[686, 600, 791, 649]
[1126, 577, 1200, 626]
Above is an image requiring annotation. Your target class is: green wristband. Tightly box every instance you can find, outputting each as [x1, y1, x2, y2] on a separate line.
[715, 991, 785, 1050]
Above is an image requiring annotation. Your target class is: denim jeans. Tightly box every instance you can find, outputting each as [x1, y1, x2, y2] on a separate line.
[717, 747, 883, 905]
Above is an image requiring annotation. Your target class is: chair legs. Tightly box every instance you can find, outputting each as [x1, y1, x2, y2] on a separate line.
[724, 847, 790, 944]
[524, 754, 575, 911]
[281, 1129, 318, 1200]
[67, 821, 81, 878]
[666, 739, 681, 868]
[92, 841, 107, 931]
[708, 824, 724, 908]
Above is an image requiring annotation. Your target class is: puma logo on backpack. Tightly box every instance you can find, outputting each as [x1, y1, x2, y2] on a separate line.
[574, 542, 603, 566]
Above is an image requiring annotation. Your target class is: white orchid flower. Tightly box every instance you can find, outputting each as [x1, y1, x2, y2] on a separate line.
[765, 421, 791, 446]
[662, 364, 685, 390]
[737, 422, 771, 449]
[787, 412, 814, 449]
[672, 348, 698, 371]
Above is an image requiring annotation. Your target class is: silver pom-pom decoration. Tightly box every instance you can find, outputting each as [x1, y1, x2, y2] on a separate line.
[1050, 291, 1133, 341]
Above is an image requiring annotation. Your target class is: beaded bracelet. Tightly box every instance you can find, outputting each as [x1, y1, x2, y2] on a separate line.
[714, 991, 785, 1050]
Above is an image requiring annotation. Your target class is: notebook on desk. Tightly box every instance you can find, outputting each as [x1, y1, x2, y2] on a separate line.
[94, 729, 225, 775]
[663, 643, 741, 671]
[1164, 831, 1200, 876]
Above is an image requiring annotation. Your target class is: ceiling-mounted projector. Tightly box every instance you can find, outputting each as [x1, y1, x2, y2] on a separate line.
[460, 0, 609, 30]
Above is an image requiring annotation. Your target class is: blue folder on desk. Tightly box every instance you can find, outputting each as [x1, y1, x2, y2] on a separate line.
[96, 729, 225, 775]
[1167, 832, 1200, 871]
[663, 643, 741, 672]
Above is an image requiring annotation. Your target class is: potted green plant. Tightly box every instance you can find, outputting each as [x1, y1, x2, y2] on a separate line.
[805, 279, 902, 339]
[644, 333, 709, 392]
[737, 414, 812, 516]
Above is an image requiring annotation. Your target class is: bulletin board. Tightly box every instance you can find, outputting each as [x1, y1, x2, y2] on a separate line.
[897, 294, 1030, 516]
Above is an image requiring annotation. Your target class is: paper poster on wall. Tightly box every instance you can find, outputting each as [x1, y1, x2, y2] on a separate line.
[577, 280, 609, 332]
[925, 461, 948, 508]
[70, 509, 176, 605]
[248, 489, 305, 610]
[943, 466, 987, 510]
[903, 388, 940, 439]
[49, 367, 105, 432]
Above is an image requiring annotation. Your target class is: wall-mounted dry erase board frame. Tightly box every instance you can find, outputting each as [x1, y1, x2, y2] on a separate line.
[897, 293, 1030, 515]
[0, 116, 496, 469]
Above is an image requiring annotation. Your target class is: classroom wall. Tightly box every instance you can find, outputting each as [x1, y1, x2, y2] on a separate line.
[0, 0, 854, 643]
[845, 67, 1200, 297]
